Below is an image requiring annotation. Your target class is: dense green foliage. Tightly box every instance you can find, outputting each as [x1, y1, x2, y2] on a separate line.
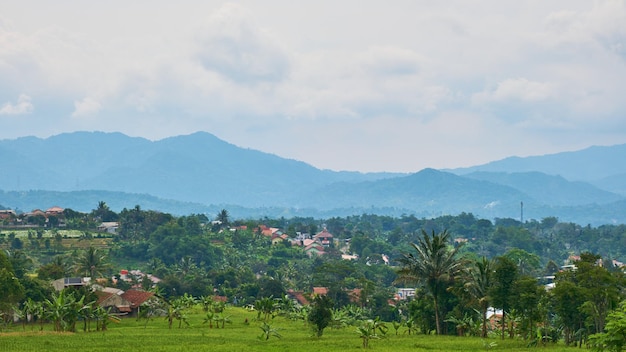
[3, 203, 626, 347]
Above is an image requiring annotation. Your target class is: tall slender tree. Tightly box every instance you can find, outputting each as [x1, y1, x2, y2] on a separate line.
[464, 256, 493, 338]
[490, 256, 518, 340]
[395, 229, 464, 335]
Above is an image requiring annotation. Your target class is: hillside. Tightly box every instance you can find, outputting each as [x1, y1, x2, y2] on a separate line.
[1, 131, 626, 225]
[464, 171, 623, 206]
[451, 143, 626, 183]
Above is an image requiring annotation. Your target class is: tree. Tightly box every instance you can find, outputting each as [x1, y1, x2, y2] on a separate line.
[308, 295, 334, 337]
[464, 256, 493, 338]
[217, 209, 230, 227]
[0, 251, 24, 320]
[552, 278, 588, 346]
[38, 256, 69, 280]
[577, 253, 624, 335]
[490, 256, 518, 340]
[511, 276, 545, 339]
[44, 290, 80, 332]
[92, 201, 118, 222]
[589, 301, 626, 352]
[503, 248, 541, 276]
[254, 296, 276, 322]
[395, 229, 464, 335]
[73, 246, 109, 278]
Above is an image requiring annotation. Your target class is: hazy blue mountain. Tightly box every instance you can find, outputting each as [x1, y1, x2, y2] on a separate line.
[593, 173, 626, 196]
[304, 168, 530, 216]
[0, 131, 399, 206]
[451, 144, 626, 183]
[464, 171, 623, 206]
[1, 131, 626, 225]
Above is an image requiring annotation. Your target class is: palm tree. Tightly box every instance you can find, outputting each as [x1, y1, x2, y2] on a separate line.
[464, 256, 494, 338]
[216, 209, 229, 227]
[74, 246, 109, 278]
[395, 229, 464, 335]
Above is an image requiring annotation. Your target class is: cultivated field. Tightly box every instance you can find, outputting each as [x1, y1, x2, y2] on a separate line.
[0, 307, 577, 352]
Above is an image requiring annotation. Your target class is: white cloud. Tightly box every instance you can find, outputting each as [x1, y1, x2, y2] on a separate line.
[0, 1, 625, 172]
[360, 46, 423, 76]
[195, 3, 290, 83]
[473, 78, 555, 104]
[72, 97, 101, 117]
[0, 94, 34, 115]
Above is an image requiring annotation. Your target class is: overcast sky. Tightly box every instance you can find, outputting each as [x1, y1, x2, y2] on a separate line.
[1, 1, 625, 172]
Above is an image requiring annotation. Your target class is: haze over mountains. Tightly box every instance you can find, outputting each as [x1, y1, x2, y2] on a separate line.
[1, 131, 625, 225]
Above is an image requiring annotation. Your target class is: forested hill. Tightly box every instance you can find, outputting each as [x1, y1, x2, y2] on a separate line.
[1, 131, 626, 225]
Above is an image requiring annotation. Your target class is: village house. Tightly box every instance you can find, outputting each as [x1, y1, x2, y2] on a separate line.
[395, 288, 416, 301]
[271, 232, 289, 245]
[0, 209, 16, 220]
[98, 221, 119, 234]
[313, 228, 334, 247]
[96, 288, 155, 316]
[304, 243, 325, 256]
[45, 206, 65, 216]
[52, 277, 91, 291]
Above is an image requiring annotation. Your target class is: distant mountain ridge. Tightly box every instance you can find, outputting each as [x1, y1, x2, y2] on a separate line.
[1, 131, 625, 225]
[451, 144, 626, 182]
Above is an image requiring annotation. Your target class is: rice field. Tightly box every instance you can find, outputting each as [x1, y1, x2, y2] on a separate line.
[0, 307, 578, 352]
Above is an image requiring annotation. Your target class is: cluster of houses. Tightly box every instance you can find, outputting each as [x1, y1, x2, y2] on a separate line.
[0, 206, 66, 227]
[51, 270, 161, 316]
[239, 225, 338, 257]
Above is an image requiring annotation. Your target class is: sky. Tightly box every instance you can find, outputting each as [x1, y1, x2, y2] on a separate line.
[1, 1, 625, 173]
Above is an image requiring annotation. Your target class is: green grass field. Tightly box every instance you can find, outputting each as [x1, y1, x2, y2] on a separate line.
[0, 307, 577, 352]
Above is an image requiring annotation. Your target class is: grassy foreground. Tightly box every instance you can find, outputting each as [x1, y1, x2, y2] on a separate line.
[0, 307, 574, 352]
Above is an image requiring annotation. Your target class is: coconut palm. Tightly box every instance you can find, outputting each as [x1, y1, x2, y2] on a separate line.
[216, 209, 230, 226]
[395, 229, 464, 335]
[464, 256, 494, 338]
[73, 246, 109, 279]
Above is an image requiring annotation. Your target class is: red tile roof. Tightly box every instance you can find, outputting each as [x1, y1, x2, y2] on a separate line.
[120, 290, 154, 308]
[287, 290, 309, 305]
[314, 229, 334, 239]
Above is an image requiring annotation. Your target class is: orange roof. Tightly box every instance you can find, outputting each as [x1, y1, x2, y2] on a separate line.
[120, 290, 154, 308]
[213, 295, 228, 303]
[313, 287, 328, 296]
[314, 229, 333, 239]
[287, 290, 309, 305]
[46, 206, 65, 214]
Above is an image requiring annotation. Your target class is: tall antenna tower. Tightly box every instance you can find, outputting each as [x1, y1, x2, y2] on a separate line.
[520, 201, 524, 223]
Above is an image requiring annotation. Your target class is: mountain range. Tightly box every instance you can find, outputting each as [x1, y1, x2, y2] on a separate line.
[1, 131, 625, 225]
